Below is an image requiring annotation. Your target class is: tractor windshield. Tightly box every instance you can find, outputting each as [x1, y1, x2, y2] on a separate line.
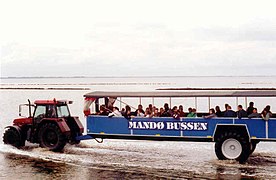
[57, 105, 70, 117]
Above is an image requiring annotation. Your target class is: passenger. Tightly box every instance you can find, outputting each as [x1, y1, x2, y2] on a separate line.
[192, 108, 197, 117]
[222, 103, 229, 115]
[98, 105, 109, 116]
[215, 106, 223, 117]
[123, 105, 132, 120]
[246, 102, 255, 115]
[248, 108, 261, 118]
[144, 107, 152, 117]
[134, 104, 145, 116]
[237, 105, 247, 119]
[160, 103, 171, 117]
[136, 109, 145, 117]
[187, 108, 196, 117]
[172, 106, 180, 120]
[148, 104, 153, 114]
[261, 105, 272, 120]
[121, 108, 125, 115]
[224, 105, 237, 117]
[152, 108, 159, 117]
[108, 107, 122, 117]
[179, 105, 185, 117]
[188, 107, 192, 113]
[204, 108, 217, 119]
[265, 105, 272, 115]
[159, 107, 165, 117]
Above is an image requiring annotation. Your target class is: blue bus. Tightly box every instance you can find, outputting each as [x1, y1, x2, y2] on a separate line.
[79, 90, 276, 163]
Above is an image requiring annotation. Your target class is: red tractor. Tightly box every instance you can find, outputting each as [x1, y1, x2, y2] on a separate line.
[3, 99, 84, 151]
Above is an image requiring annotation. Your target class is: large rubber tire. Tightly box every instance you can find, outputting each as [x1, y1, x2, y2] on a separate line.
[250, 141, 258, 155]
[215, 131, 250, 163]
[38, 123, 66, 152]
[3, 128, 24, 148]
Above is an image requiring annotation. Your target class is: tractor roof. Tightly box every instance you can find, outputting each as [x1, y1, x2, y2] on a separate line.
[34, 99, 72, 105]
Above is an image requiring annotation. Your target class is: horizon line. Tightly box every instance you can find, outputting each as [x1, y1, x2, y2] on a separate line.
[1, 75, 276, 79]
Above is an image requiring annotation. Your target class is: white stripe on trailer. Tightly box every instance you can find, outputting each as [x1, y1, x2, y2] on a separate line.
[266, 120, 268, 139]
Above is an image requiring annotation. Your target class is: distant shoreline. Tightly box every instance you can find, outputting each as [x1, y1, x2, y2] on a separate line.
[1, 75, 276, 79]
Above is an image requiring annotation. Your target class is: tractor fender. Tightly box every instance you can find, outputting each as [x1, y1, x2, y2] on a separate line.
[39, 118, 71, 136]
[71, 116, 84, 133]
[4, 126, 22, 139]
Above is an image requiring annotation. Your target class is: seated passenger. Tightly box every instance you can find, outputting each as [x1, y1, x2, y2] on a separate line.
[187, 107, 196, 117]
[98, 105, 109, 116]
[148, 104, 153, 114]
[224, 105, 237, 117]
[237, 105, 247, 119]
[248, 108, 260, 118]
[179, 105, 185, 117]
[172, 106, 180, 120]
[108, 107, 122, 117]
[246, 102, 255, 115]
[122, 105, 132, 120]
[152, 108, 159, 117]
[134, 104, 145, 116]
[160, 103, 172, 117]
[215, 106, 223, 117]
[261, 105, 272, 120]
[222, 103, 229, 115]
[144, 107, 152, 117]
[159, 107, 165, 116]
[204, 108, 217, 119]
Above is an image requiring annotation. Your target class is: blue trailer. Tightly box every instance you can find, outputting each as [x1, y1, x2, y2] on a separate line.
[79, 90, 276, 163]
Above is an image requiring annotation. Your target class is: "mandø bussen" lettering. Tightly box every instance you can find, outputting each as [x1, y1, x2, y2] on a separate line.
[128, 121, 208, 131]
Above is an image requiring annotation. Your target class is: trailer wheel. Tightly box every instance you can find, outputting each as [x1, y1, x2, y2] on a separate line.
[215, 131, 250, 163]
[3, 128, 23, 148]
[38, 123, 66, 152]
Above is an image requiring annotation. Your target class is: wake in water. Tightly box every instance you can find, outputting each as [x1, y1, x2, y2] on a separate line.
[1, 140, 276, 179]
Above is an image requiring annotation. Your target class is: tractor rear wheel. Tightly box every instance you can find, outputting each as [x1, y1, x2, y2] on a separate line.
[38, 123, 66, 152]
[3, 128, 23, 148]
[215, 131, 250, 163]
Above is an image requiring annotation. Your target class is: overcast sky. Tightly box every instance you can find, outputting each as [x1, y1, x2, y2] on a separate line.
[1, 0, 276, 77]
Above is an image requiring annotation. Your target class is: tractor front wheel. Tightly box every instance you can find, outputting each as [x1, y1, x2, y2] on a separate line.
[3, 128, 24, 148]
[38, 123, 66, 152]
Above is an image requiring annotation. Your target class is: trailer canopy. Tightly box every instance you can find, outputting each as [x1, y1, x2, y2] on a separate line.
[84, 90, 276, 98]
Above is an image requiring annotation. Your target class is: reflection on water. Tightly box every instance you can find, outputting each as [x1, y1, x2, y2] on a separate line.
[1, 140, 276, 179]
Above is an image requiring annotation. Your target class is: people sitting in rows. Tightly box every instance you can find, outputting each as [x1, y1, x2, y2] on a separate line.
[224, 105, 237, 117]
[108, 107, 122, 117]
[246, 102, 255, 115]
[248, 108, 260, 118]
[215, 106, 223, 117]
[237, 105, 247, 119]
[204, 108, 217, 119]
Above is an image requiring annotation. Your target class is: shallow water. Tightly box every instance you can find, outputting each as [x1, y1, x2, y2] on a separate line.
[1, 76, 276, 179]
